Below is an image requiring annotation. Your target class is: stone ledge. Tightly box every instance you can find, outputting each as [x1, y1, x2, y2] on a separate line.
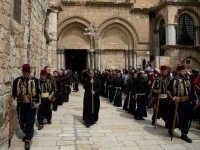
[61, 0, 133, 7]
[162, 45, 200, 51]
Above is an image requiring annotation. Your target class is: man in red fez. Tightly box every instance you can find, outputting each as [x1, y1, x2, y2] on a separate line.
[12, 64, 40, 149]
[152, 66, 171, 127]
[37, 69, 55, 130]
[167, 64, 193, 143]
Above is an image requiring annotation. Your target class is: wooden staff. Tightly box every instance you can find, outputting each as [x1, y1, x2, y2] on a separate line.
[91, 78, 94, 114]
[154, 94, 160, 129]
[8, 77, 14, 148]
[171, 98, 179, 141]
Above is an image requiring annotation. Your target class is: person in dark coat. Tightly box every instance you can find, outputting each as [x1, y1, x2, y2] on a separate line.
[37, 69, 55, 130]
[12, 64, 40, 149]
[73, 71, 79, 92]
[151, 66, 171, 126]
[107, 71, 115, 102]
[134, 71, 149, 120]
[113, 73, 124, 107]
[61, 70, 71, 102]
[53, 70, 62, 110]
[167, 65, 193, 143]
[83, 69, 101, 128]
[123, 71, 137, 114]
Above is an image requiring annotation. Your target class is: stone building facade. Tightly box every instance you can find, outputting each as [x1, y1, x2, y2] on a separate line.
[53, 0, 200, 71]
[0, 0, 200, 146]
[0, 0, 53, 145]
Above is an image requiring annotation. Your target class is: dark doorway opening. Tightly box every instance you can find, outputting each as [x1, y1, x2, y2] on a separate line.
[65, 49, 87, 72]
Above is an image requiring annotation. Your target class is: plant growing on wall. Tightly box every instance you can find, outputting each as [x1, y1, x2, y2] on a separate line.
[44, 29, 51, 44]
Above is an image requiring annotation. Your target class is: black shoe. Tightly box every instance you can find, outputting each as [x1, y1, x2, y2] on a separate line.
[168, 129, 173, 137]
[38, 125, 44, 130]
[85, 124, 91, 128]
[24, 140, 30, 150]
[152, 120, 155, 126]
[181, 135, 192, 143]
[47, 121, 51, 124]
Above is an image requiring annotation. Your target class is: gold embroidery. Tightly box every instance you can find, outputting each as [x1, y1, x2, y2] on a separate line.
[173, 79, 177, 96]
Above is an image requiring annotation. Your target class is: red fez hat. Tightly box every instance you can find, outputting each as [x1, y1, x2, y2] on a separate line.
[160, 66, 167, 71]
[177, 65, 186, 71]
[40, 69, 47, 76]
[22, 64, 31, 73]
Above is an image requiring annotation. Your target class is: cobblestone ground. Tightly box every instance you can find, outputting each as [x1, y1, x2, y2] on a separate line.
[3, 86, 200, 150]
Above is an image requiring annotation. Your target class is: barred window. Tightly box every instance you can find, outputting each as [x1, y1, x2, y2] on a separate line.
[159, 19, 165, 56]
[13, 0, 21, 24]
[176, 13, 196, 46]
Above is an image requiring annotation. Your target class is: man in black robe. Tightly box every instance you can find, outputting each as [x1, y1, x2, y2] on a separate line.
[134, 71, 149, 120]
[83, 69, 101, 128]
[113, 73, 124, 107]
[123, 71, 137, 114]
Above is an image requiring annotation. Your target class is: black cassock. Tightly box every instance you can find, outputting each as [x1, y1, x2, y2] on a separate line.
[83, 77, 101, 125]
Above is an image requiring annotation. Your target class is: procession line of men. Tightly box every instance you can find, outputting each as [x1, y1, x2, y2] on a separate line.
[11, 64, 77, 150]
[10, 63, 199, 149]
[97, 64, 200, 144]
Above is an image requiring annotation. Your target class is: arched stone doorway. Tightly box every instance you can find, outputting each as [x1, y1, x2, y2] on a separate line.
[98, 19, 135, 70]
[57, 17, 90, 71]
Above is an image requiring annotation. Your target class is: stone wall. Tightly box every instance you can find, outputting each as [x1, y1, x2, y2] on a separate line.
[163, 45, 200, 69]
[0, 0, 51, 145]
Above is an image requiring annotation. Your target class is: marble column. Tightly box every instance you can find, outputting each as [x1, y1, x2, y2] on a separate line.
[90, 50, 95, 69]
[125, 50, 128, 69]
[94, 49, 101, 70]
[165, 24, 176, 45]
[129, 50, 133, 67]
[61, 50, 65, 69]
[57, 50, 62, 70]
[133, 52, 137, 69]
[87, 50, 90, 69]
[154, 30, 160, 69]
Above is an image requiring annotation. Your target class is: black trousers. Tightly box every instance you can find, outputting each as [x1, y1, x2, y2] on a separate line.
[135, 95, 147, 118]
[17, 103, 36, 141]
[166, 100, 193, 134]
[152, 98, 170, 123]
[37, 99, 52, 125]
[113, 89, 122, 107]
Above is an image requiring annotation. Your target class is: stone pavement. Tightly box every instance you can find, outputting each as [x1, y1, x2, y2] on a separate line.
[3, 85, 200, 150]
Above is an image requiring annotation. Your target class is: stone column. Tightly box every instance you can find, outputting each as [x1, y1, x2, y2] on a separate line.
[90, 50, 95, 69]
[129, 50, 133, 67]
[133, 52, 137, 69]
[100, 50, 103, 71]
[87, 50, 90, 69]
[195, 26, 200, 46]
[165, 24, 176, 45]
[48, 8, 59, 69]
[125, 50, 128, 69]
[155, 30, 160, 69]
[94, 49, 101, 70]
[61, 50, 65, 69]
[57, 50, 62, 70]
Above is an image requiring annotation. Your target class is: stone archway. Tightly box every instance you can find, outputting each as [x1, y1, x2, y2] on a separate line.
[57, 17, 91, 70]
[98, 18, 136, 69]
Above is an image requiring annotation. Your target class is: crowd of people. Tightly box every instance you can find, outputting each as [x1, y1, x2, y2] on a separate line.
[11, 62, 200, 149]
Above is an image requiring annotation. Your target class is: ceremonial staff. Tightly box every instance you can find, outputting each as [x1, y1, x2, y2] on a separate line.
[91, 77, 94, 114]
[8, 77, 14, 148]
[171, 79, 181, 141]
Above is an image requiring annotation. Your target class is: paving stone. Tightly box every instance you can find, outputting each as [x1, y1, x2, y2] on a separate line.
[159, 144, 189, 150]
